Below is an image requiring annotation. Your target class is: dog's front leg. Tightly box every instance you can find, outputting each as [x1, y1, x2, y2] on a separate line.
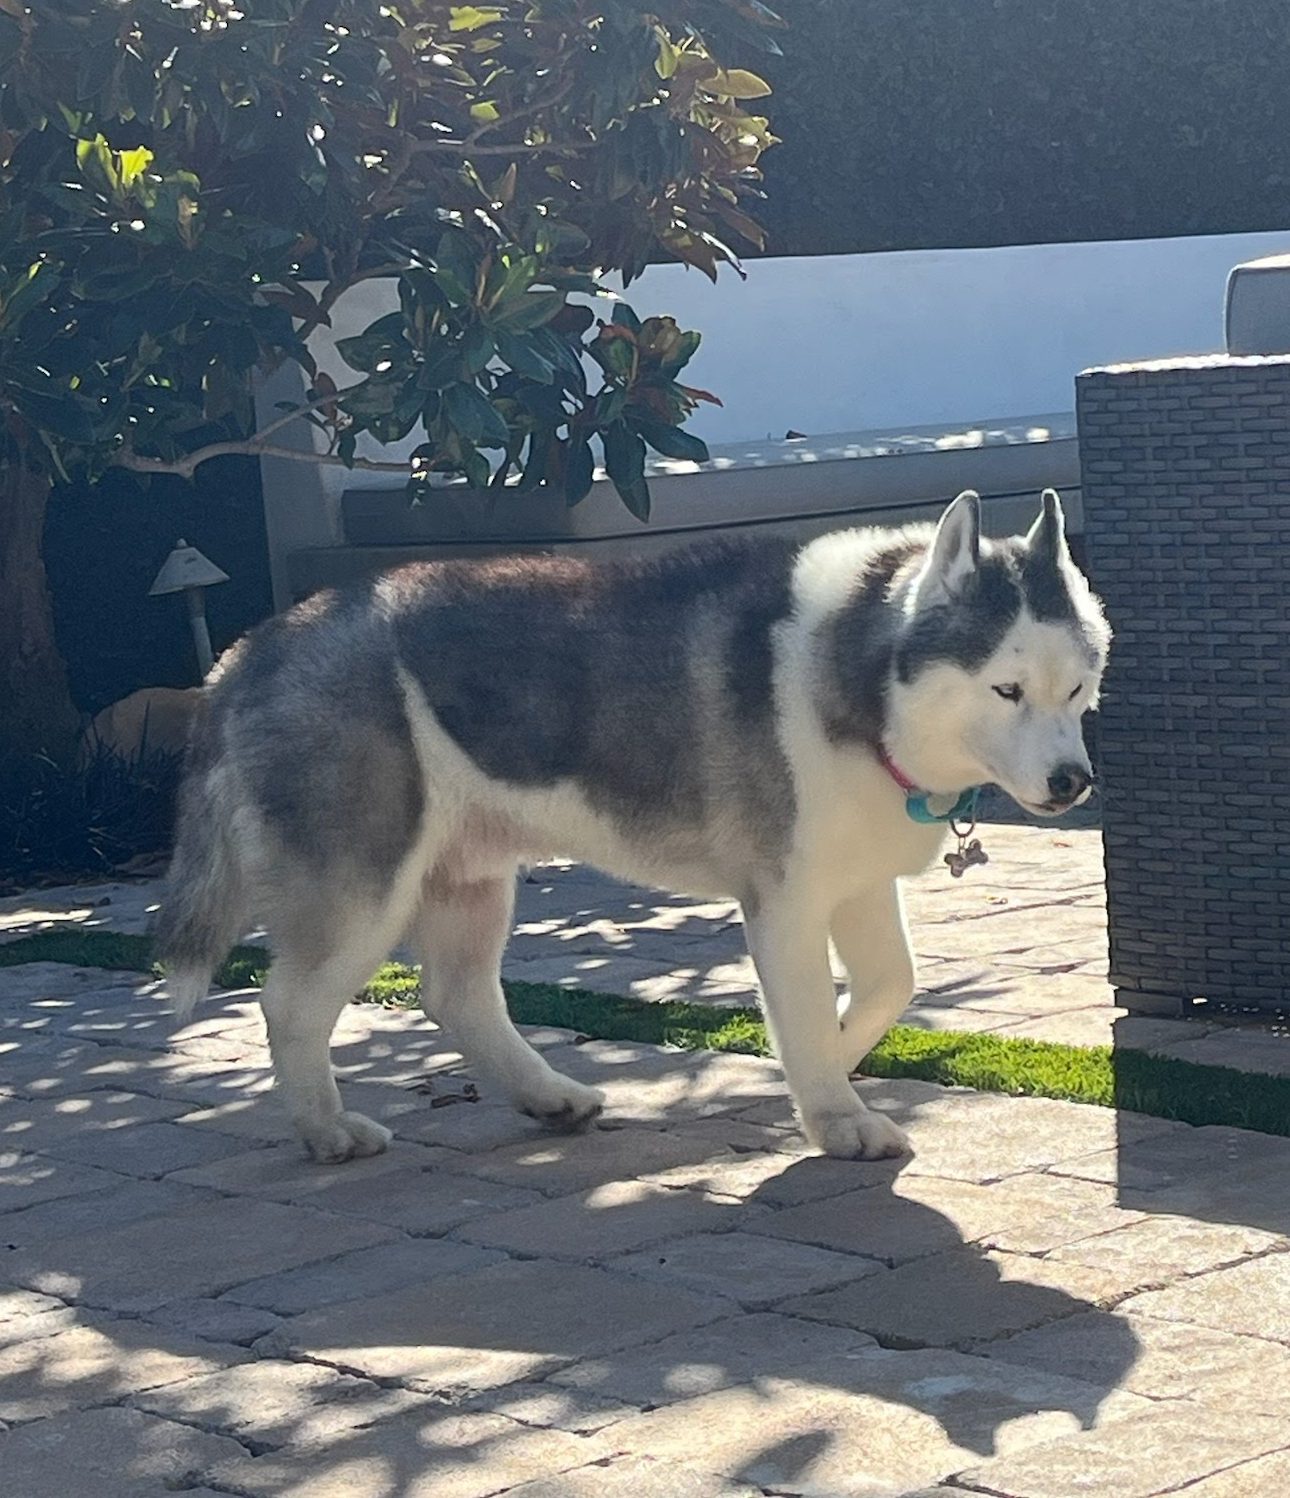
[744, 896, 909, 1160]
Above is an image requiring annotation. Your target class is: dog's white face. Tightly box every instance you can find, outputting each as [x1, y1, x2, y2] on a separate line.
[887, 490, 1111, 814]
[956, 614, 1102, 815]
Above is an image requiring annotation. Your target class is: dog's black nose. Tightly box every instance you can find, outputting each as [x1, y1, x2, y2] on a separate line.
[1048, 764, 1092, 804]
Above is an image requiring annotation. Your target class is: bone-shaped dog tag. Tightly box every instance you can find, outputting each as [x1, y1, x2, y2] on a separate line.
[945, 837, 989, 879]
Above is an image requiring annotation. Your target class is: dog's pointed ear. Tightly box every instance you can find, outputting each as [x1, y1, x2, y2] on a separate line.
[1026, 488, 1071, 567]
[912, 490, 981, 609]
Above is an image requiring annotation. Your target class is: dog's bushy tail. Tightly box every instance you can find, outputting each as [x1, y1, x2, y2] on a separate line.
[151, 702, 244, 1021]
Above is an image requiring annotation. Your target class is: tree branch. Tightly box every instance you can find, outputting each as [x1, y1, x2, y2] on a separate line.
[411, 136, 593, 157]
[252, 383, 360, 443]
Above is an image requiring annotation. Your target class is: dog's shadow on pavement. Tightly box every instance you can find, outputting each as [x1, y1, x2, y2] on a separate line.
[0, 1021, 1148, 1496]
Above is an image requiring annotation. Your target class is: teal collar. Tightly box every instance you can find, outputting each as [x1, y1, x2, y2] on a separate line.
[903, 786, 980, 825]
[878, 745, 981, 826]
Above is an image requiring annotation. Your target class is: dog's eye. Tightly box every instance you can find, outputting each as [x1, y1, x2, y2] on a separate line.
[1068, 683, 1082, 701]
[993, 684, 1023, 703]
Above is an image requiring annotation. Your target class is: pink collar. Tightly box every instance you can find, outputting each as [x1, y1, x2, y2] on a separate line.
[877, 744, 919, 794]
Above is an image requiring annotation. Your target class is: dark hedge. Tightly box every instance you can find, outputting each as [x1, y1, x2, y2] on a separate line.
[757, 0, 1290, 256]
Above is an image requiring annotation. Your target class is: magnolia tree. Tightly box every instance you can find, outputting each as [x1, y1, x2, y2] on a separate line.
[0, 0, 779, 762]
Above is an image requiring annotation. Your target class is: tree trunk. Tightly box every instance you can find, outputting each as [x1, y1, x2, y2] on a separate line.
[0, 461, 81, 766]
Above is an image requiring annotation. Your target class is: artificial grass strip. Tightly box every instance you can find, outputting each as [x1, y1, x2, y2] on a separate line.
[4, 927, 1289, 1139]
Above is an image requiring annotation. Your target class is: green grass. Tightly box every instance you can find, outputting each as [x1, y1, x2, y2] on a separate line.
[5, 927, 1289, 1139]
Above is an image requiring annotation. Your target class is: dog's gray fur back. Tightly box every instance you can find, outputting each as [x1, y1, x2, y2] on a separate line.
[156, 538, 812, 997]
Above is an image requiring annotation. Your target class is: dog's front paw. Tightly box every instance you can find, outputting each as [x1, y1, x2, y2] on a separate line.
[300, 1110, 393, 1163]
[517, 1074, 604, 1132]
[803, 1106, 911, 1161]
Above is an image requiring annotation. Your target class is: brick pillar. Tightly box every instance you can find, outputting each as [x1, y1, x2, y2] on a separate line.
[1076, 355, 1290, 1015]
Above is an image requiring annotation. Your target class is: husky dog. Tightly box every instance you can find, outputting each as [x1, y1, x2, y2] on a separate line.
[155, 489, 1109, 1164]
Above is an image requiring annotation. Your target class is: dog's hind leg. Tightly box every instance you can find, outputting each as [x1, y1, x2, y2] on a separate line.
[260, 889, 418, 1163]
[412, 875, 603, 1129]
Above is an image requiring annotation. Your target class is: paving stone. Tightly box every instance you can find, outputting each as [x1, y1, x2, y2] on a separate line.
[915, 902, 1106, 961]
[5, 1195, 397, 1312]
[641, 1145, 876, 1207]
[37, 1116, 251, 1178]
[461, 1125, 734, 1198]
[258, 1259, 729, 1394]
[0, 880, 160, 938]
[982, 1309, 1290, 1408]
[0, 1176, 218, 1251]
[169, 1137, 448, 1197]
[0, 1304, 78, 1348]
[497, 1454, 764, 1498]
[0, 1286, 67, 1324]
[456, 1179, 749, 1260]
[0, 1288, 78, 1345]
[1181, 1449, 1290, 1496]
[0, 1404, 248, 1498]
[223, 1237, 503, 1314]
[131, 1358, 426, 1452]
[1133, 1161, 1290, 1238]
[391, 1097, 560, 1152]
[146, 1296, 285, 1349]
[459, 1381, 639, 1435]
[0, 963, 144, 1003]
[610, 1229, 883, 1308]
[549, 1311, 876, 1407]
[1049, 1123, 1290, 1192]
[986, 1008, 1122, 1045]
[1046, 1212, 1282, 1280]
[606, 1346, 1150, 1497]
[895, 1490, 978, 1498]
[1149, 1028, 1290, 1078]
[536, 1041, 786, 1124]
[973, 1171, 1148, 1254]
[175, 1080, 421, 1143]
[750, 1174, 1080, 1267]
[282, 1158, 544, 1235]
[954, 1404, 1290, 1498]
[0, 1313, 242, 1422]
[1121, 1252, 1290, 1341]
[896, 1092, 1172, 1183]
[899, 1002, 1026, 1033]
[921, 966, 1113, 1015]
[658, 1116, 805, 1156]
[783, 1247, 1141, 1350]
[0, 1087, 187, 1155]
[209, 1405, 587, 1498]
[0, 1147, 124, 1213]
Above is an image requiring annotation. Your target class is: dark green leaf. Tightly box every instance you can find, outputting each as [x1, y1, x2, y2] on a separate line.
[659, 329, 701, 375]
[602, 421, 649, 520]
[495, 330, 556, 383]
[442, 381, 509, 448]
[563, 437, 594, 507]
[12, 386, 97, 443]
[491, 290, 563, 332]
[634, 418, 709, 464]
[458, 325, 495, 377]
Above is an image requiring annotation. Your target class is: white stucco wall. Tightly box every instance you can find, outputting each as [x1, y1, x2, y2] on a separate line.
[629, 230, 1290, 444]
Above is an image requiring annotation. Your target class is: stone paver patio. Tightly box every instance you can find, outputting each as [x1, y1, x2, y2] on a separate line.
[3, 826, 1290, 1495]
